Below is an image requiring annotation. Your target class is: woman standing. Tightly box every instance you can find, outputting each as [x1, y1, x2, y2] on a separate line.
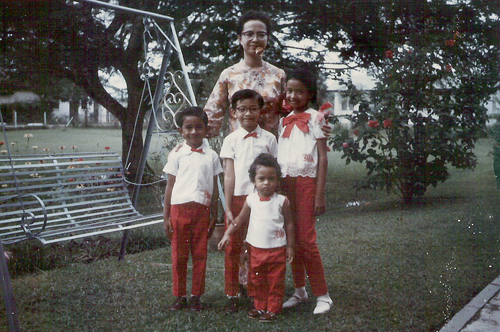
[204, 11, 286, 137]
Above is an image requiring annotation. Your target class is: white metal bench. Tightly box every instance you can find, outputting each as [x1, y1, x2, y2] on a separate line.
[0, 152, 163, 245]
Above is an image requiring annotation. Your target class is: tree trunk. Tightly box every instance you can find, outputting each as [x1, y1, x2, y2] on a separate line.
[69, 101, 79, 127]
[121, 105, 146, 183]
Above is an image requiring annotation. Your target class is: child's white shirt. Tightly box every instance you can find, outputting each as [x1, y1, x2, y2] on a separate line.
[277, 108, 327, 178]
[163, 140, 223, 206]
[245, 192, 287, 249]
[220, 126, 278, 195]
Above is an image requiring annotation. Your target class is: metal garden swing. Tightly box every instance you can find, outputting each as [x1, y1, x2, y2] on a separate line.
[0, 1, 201, 330]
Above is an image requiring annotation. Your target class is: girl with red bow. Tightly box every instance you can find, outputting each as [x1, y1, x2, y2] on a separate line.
[278, 68, 333, 315]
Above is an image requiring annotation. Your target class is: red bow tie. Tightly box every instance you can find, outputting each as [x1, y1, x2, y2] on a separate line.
[244, 132, 258, 139]
[282, 112, 311, 138]
[259, 195, 271, 201]
[191, 147, 203, 153]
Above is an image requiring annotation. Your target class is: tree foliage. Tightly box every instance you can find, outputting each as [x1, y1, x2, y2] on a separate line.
[327, 1, 500, 202]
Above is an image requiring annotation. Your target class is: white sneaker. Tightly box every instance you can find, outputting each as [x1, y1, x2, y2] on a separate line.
[313, 299, 332, 314]
[282, 293, 308, 309]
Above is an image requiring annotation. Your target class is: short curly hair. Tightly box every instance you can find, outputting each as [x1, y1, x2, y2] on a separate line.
[175, 106, 208, 128]
[236, 11, 272, 36]
[248, 153, 282, 183]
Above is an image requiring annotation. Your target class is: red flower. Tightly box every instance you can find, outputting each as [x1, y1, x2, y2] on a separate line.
[445, 64, 453, 72]
[368, 120, 380, 128]
[0, 142, 4, 146]
[386, 50, 393, 59]
[104, 146, 110, 151]
[445, 39, 456, 47]
[78, 158, 84, 161]
[68, 178, 75, 182]
[353, 129, 360, 136]
[383, 119, 393, 128]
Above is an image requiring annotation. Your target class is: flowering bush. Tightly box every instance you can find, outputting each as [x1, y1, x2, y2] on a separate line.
[330, 27, 499, 203]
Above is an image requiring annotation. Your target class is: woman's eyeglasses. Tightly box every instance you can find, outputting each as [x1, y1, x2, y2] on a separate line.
[241, 31, 268, 40]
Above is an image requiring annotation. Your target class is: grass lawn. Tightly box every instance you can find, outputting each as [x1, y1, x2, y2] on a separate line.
[1, 129, 499, 331]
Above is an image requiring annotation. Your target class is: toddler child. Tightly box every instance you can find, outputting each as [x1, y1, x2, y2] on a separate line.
[163, 106, 223, 311]
[278, 68, 333, 314]
[218, 153, 294, 323]
[219, 89, 278, 312]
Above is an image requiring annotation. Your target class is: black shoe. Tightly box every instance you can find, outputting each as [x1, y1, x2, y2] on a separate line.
[248, 309, 264, 320]
[259, 311, 277, 323]
[170, 296, 187, 311]
[189, 296, 203, 311]
[225, 297, 239, 313]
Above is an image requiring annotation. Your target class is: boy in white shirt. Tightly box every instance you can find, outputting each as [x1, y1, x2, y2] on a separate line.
[219, 153, 294, 323]
[219, 89, 278, 312]
[163, 107, 223, 312]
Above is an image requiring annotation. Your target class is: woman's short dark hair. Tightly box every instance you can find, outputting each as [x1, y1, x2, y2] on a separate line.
[175, 106, 208, 128]
[231, 89, 264, 109]
[288, 68, 318, 103]
[248, 153, 281, 183]
[236, 11, 272, 36]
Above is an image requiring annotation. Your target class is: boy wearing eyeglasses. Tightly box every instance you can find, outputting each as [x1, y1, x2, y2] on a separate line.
[219, 89, 278, 313]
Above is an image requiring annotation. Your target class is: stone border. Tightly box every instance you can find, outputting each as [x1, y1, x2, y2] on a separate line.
[439, 275, 500, 332]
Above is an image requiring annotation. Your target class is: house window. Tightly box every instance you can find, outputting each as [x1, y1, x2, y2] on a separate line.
[341, 97, 355, 111]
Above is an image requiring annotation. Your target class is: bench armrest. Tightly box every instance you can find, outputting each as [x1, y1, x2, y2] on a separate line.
[0, 194, 48, 240]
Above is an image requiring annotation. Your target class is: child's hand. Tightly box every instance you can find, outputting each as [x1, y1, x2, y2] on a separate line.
[225, 211, 234, 225]
[286, 247, 294, 264]
[164, 218, 173, 240]
[207, 217, 217, 238]
[218, 234, 230, 251]
[314, 195, 326, 216]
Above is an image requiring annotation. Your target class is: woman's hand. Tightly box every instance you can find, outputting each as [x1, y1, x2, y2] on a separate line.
[321, 124, 332, 137]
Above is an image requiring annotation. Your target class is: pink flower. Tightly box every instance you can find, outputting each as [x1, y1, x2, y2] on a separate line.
[368, 120, 380, 128]
[386, 50, 393, 59]
[383, 119, 393, 128]
[343, 142, 349, 148]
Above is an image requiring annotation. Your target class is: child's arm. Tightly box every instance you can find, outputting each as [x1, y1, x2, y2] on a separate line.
[218, 201, 250, 250]
[283, 197, 295, 264]
[208, 175, 219, 238]
[223, 158, 236, 225]
[315, 138, 328, 216]
[163, 174, 176, 240]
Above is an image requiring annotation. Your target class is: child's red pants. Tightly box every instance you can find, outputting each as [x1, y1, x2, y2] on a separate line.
[250, 245, 287, 314]
[282, 176, 328, 296]
[170, 202, 210, 297]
